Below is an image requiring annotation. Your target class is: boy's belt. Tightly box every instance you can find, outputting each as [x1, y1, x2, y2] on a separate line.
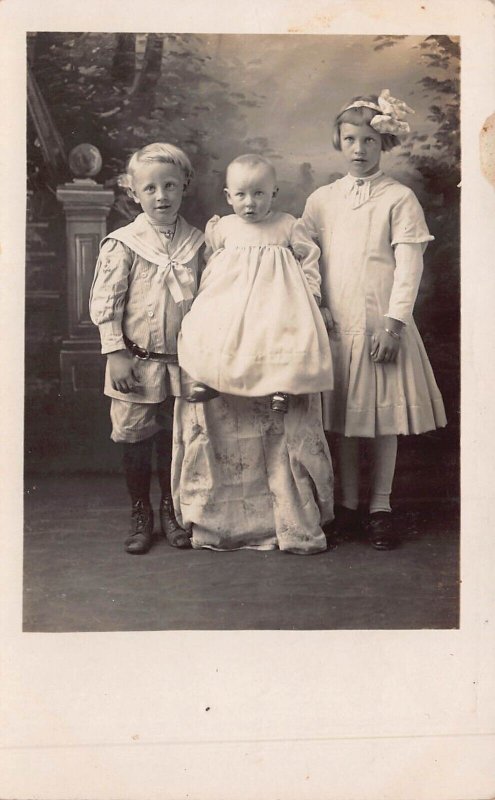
[123, 334, 179, 363]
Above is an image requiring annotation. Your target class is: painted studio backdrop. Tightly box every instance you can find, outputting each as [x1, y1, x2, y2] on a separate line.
[24, 33, 460, 631]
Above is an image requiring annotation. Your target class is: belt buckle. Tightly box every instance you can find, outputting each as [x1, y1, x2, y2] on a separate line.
[132, 343, 150, 360]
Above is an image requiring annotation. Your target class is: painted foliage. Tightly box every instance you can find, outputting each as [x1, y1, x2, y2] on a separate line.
[26, 32, 460, 467]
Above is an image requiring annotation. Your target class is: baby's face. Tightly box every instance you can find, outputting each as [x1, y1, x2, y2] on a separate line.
[224, 163, 277, 223]
[130, 161, 186, 225]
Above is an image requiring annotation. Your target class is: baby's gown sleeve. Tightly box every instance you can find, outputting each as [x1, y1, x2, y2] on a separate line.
[204, 215, 223, 262]
[89, 238, 134, 354]
[387, 190, 435, 325]
[289, 217, 322, 301]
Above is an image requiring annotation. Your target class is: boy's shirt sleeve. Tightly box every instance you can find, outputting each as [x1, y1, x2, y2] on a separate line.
[89, 238, 133, 354]
[290, 217, 322, 300]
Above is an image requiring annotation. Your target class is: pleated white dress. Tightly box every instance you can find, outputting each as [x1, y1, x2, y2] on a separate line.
[303, 172, 447, 437]
[178, 211, 333, 397]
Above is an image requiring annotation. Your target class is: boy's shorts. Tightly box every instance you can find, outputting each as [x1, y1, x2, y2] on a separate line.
[110, 397, 175, 443]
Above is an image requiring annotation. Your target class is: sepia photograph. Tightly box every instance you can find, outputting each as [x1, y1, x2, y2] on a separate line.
[2, 1, 495, 798]
[24, 31, 460, 632]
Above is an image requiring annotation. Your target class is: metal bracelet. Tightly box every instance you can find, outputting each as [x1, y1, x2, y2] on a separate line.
[385, 327, 401, 340]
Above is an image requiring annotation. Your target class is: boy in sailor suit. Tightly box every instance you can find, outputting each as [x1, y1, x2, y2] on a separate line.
[90, 143, 204, 554]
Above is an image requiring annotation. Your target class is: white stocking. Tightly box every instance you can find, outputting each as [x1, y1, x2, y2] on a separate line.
[370, 435, 398, 514]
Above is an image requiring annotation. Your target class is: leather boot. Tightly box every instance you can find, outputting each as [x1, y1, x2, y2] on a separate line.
[125, 500, 154, 555]
[160, 496, 191, 549]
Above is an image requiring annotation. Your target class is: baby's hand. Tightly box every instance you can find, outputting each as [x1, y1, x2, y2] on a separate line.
[319, 306, 335, 332]
[370, 330, 401, 364]
[108, 350, 141, 393]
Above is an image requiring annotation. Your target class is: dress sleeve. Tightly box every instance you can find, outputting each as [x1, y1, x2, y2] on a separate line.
[301, 192, 321, 247]
[290, 217, 322, 299]
[386, 242, 424, 325]
[89, 238, 133, 354]
[390, 189, 435, 249]
[204, 215, 223, 261]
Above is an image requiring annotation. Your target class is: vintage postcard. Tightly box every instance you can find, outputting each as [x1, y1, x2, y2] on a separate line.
[0, 0, 494, 798]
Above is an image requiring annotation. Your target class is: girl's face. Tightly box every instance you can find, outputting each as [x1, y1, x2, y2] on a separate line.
[224, 163, 278, 223]
[130, 161, 186, 225]
[340, 122, 382, 178]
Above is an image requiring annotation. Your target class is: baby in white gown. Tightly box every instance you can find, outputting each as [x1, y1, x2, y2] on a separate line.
[178, 154, 333, 413]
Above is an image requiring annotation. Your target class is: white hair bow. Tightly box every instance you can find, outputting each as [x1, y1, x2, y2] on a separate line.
[344, 89, 415, 136]
[370, 89, 415, 136]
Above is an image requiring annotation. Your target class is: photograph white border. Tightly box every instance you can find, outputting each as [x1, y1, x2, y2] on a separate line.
[1, 1, 494, 798]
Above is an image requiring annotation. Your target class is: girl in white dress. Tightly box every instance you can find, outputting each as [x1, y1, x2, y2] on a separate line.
[303, 90, 447, 550]
[178, 154, 333, 413]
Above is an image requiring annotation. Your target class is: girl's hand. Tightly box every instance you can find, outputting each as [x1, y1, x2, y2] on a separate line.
[370, 318, 404, 364]
[371, 318, 405, 363]
[319, 306, 335, 332]
[370, 330, 400, 363]
[107, 350, 141, 393]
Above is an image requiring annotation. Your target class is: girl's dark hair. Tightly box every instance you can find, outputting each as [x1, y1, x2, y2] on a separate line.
[332, 95, 401, 152]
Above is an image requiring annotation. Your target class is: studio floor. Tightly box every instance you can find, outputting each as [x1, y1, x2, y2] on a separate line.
[23, 473, 460, 632]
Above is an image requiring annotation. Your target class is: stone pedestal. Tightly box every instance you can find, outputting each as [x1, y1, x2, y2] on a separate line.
[56, 180, 114, 392]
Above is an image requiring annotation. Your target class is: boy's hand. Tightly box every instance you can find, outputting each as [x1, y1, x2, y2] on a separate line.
[107, 350, 141, 393]
[319, 306, 335, 332]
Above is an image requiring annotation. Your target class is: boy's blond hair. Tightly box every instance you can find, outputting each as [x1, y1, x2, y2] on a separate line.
[124, 142, 193, 188]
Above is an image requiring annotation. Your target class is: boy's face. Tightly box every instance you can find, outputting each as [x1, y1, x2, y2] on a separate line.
[340, 122, 382, 177]
[224, 163, 278, 223]
[130, 161, 186, 225]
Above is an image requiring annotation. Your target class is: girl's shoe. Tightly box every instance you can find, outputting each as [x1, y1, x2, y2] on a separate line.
[186, 383, 220, 403]
[125, 500, 154, 555]
[159, 496, 192, 549]
[333, 504, 362, 542]
[366, 511, 399, 550]
[270, 392, 289, 413]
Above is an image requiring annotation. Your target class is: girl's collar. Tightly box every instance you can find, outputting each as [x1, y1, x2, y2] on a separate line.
[343, 170, 384, 209]
[345, 169, 383, 185]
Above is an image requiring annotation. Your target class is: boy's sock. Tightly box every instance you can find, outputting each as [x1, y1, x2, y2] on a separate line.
[369, 435, 398, 514]
[122, 436, 155, 554]
[122, 436, 153, 506]
[154, 428, 173, 499]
